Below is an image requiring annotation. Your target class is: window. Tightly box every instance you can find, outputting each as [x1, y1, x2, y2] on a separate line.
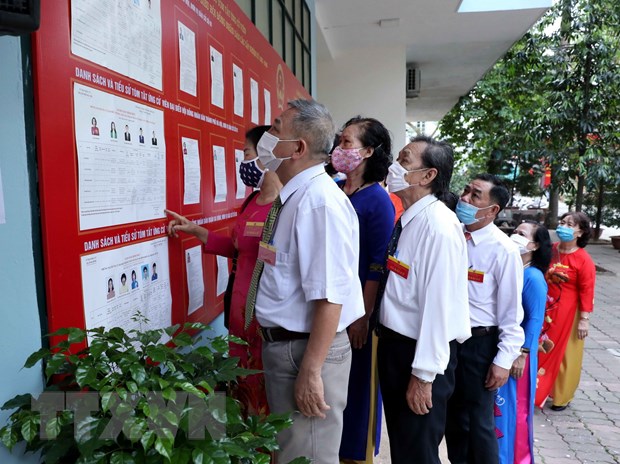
[234, 0, 312, 93]
[235, 0, 252, 18]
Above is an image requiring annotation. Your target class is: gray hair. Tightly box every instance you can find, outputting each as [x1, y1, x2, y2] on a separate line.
[287, 99, 335, 160]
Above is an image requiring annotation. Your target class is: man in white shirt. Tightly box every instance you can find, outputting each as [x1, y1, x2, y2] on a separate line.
[250, 99, 364, 463]
[446, 173, 525, 464]
[377, 136, 471, 464]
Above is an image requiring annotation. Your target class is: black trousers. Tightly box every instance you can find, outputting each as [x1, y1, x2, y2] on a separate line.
[377, 328, 457, 464]
[445, 332, 500, 464]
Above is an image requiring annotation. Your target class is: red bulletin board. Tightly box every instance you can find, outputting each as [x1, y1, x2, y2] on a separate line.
[32, 0, 309, 336]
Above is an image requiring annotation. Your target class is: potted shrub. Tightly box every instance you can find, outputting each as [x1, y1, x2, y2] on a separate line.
[0, 317, 301, 463]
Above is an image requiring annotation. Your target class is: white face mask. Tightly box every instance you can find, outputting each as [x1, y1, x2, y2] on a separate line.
[256, 132, 298, 172]
[511, 233, 532, 255]
[386, 161, 428, 193]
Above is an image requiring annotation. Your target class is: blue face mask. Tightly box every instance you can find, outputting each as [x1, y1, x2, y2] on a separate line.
[455, 200, 493, 226]
[556, 225, 575, 242]
[239, 158, 266, 188]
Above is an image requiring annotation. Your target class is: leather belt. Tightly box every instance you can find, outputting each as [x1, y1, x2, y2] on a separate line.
[471, 326, 498, 337]
[259, 326, 310, 342]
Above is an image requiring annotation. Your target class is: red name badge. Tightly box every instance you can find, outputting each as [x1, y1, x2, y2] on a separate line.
[386, 255, 410, 279]
[244, 221, 264, 237]
[468, 269, 485, 283]
[258, 241, 277, 266]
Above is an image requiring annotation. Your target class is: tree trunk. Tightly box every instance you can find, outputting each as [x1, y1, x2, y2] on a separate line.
[575, 173, 586, 212]
[576, 35, 593, 212]
[547, 187, 559, 229]
[594, 180, 604, 239]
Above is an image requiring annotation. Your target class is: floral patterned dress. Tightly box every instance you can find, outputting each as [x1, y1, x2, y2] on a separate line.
[535, 244, 595, 408]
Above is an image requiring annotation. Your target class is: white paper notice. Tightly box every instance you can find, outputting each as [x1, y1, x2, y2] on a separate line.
[216, 255, 229, 296]
[0, 167, 5, 224]
[234, 149, 246, 200]
[212, 145, 227, 203]
[185, 245, 204, 315]
[71, 0, 163, 90]
[250, 78, 259, 124]
[178, 21, 197, 97]
[182, 137, 200, 205]
[80, 237, 172, 342]
[233, 64, 244, 117]
[74, 83, 166, 231]
[264, 89, 272, 125]
[210, 47, 224, 109]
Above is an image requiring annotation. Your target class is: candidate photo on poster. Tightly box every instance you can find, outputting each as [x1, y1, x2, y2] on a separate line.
[141, 264, 150, 283]
[131, 269, 139, 289]
[119, 273, 129, 295]
[91, 117, 99, 136]
[151, 262, 158, 281]
[106, 277, 115, 299]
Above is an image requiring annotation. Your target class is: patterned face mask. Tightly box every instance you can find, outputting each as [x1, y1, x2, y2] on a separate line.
[239, 158, 266, 188]
[330, 146, 365, 173]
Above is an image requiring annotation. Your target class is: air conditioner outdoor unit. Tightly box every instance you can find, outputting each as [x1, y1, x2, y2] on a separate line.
[0, 0, 40, 36]
[406, 65, 421, 98]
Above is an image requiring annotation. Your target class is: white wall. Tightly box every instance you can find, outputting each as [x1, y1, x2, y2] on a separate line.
[0, 36, 44, 464]
[316, 45, 407, 151]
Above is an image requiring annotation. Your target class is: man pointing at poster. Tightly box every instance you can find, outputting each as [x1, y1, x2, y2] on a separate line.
[245, 99, 363, 463]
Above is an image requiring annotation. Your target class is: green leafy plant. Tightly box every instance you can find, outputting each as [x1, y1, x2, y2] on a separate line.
[0, 318, 298, 463]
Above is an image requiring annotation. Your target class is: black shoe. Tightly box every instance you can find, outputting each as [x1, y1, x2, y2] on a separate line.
[550, 404, 569, 411]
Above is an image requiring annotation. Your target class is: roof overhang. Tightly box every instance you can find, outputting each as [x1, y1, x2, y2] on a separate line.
[315, 0, 552, 122]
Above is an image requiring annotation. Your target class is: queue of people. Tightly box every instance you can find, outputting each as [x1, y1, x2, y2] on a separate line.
[165, 98, 595, 464]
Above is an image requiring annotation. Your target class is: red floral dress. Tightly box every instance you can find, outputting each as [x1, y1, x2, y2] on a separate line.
[535, 244, 595, 408]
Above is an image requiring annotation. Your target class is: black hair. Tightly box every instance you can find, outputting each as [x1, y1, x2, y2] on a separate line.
[121, 273, 127, 281]
[410, 135, 455, 201]
[324, 133, 341, 176]
[473, 173, 510, 213]
[341, 117, 392, 184]
[523, 220, 552, 273]
[441, 191, 459, 212]
[245, 125, 271, 150]
[560, 211, 592, 248]
[324, 162, 338, 177]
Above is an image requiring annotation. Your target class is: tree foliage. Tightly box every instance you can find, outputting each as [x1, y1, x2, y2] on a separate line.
[440, 0, 620, 226]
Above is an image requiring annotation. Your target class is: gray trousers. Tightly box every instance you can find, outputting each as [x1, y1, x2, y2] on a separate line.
[261, 330, 352, 464]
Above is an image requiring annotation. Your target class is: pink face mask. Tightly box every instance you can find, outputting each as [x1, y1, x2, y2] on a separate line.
[331, 146, 365, 173]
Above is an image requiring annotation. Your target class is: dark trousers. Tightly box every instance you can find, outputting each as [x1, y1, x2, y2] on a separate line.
[445, 332, 500, 464]
[378, 328, 457, 464]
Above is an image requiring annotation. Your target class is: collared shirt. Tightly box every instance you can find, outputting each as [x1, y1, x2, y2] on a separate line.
[255, 163, 364, 332]
[379, 194, 471, 382]
[465, 222, 524, 369]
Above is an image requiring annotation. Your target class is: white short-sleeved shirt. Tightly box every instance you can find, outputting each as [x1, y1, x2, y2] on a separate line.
[255, 163, 364, 332]
[465, 222, 525, 369]
[379, 194, 471, 382]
